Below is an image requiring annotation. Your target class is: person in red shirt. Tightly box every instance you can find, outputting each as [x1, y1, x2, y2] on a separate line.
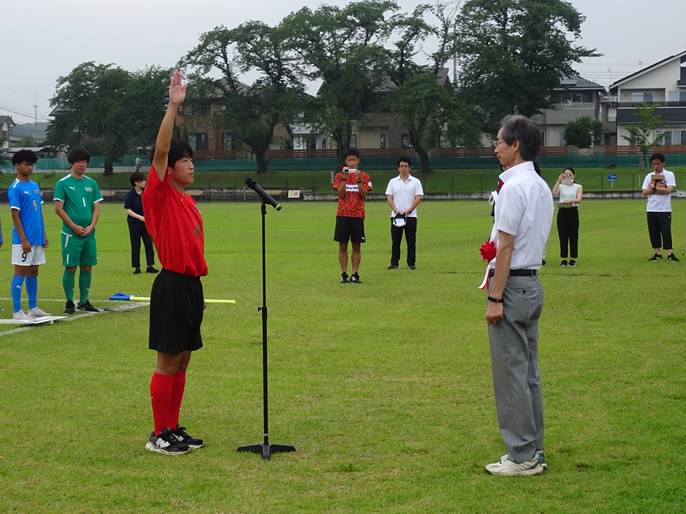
[332, 149, 372, 283]
[141, 69, 207, 455]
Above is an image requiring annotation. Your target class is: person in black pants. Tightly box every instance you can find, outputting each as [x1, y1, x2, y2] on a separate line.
[552, 167, 583, 267]
[124, 171, 158, 274]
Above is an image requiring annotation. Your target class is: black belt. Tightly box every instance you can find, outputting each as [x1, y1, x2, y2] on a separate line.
[488, 269, 537, 278]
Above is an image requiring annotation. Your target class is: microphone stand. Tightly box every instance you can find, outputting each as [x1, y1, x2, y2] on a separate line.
[237, 200, 295, 459]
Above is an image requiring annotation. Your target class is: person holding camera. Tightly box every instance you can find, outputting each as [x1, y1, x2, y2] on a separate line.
[385, 158, 423, 270]
[641, 153, 678, 262]
[332, 149, 372, 284]
[552, 167, 583, 267]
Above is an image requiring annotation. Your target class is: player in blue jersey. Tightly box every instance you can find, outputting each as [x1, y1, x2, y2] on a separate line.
[9, 150, 51, 319]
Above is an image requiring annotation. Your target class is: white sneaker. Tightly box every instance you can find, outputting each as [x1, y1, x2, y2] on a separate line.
[485, 455, 544, 476]
[499, 450, 548, 470]
[28, 307, 51, 318]
[13, 310, 31, 321]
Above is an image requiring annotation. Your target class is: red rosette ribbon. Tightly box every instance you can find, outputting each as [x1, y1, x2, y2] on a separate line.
[480, 240, 497, 262]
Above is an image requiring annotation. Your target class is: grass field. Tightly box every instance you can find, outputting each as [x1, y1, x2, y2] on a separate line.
[0, 199, 684, 513]
[2, 165, 684, 193]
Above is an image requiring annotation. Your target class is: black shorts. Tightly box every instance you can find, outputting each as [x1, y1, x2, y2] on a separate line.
[149, 269, 204, 354]
[334, 216, 366, 244]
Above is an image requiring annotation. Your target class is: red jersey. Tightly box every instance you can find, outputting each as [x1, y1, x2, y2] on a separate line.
[142, 166, 208, 277]
[332, 170, 372, 218]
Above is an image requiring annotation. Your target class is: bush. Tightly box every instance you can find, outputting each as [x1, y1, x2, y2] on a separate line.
[564, 117, 603, 148]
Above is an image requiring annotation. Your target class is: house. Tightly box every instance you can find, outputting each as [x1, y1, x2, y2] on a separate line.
[609, 49, 686, 146]
[1, 115, 16, 149]
[534, 74, 606, 147]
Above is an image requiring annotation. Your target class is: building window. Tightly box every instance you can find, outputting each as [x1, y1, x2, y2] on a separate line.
[350, 134, 357, 148]
[401, 133, 412, 148]
[657, 131, 672, 146]
[680, 130, 686, 145]
[192, 102, 210, 116]
[188, 133, 208, 151]
[379, 133, 387, 149]
[223, 133, 236, 151]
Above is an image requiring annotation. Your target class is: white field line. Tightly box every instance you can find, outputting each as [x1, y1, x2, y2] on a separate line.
[0, 302, 147, 337]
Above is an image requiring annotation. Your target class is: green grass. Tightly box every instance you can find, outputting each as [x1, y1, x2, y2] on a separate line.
[4, 165, 685, 193]
[0, 199, 684, 513]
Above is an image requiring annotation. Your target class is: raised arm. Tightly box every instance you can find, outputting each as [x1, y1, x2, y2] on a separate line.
[152, 69, 187, 181]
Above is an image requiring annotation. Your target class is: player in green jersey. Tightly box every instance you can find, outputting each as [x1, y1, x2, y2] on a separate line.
[53, 148, 104, 313]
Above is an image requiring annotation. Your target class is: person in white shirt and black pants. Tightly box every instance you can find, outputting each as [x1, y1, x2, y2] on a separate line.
[552, 167, 583, 267]
[642, 153, 678, 262]
[484, 115, 554, 476]
[385, 158, 424, 270]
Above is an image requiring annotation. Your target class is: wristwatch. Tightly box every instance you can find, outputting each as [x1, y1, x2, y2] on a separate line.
[487, 296, 504, 304]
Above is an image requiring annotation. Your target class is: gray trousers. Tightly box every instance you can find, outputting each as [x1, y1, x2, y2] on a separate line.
[488, 275, 544, 463]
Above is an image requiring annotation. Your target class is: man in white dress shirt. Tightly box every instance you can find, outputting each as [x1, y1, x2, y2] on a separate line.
[484, 115, 554, 476]
[385, 158, 424, 270]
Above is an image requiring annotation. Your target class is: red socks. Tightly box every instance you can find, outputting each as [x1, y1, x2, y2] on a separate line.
[150, 372, 174, 436]
[169, 371, 186, 429]
[150, 370, 187, 435]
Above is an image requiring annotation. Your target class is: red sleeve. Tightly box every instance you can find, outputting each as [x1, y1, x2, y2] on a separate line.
[332, 172, 343, 191]
[142, 165, 167, 241]
[362, 172, 372, 192]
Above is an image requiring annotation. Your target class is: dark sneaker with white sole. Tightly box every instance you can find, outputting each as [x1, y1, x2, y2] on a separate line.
[65, 300, 76, 314]
[145, 429, 190, 455]
[172, 425, 204, 449]
[648, 254, 663, 261]
[667, 254, 679, 262]
[340, 272, 349, 283]
[77, 300, 99, 312]
[350, 272, 361, 284]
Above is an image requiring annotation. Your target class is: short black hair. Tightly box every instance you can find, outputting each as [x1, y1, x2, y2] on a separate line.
[129, 171, 146, 186]
[650, 152, 665, 163]
[151, 138, 193, 169]
[344, 148, 360, 159]
[12, 150, 38, 165]
[564, 166, 576, 175]
[397, 157, 412, 168]
[500, 115, 541, 162]
[67, 147, 90, 164]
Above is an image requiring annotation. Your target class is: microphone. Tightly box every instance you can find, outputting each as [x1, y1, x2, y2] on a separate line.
[245, 177, 282, 211]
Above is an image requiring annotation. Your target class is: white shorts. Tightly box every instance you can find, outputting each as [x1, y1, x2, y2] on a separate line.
[11, 244, 47, 266]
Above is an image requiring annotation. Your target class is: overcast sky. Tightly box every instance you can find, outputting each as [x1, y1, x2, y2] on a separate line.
[2, 0, 685, 124]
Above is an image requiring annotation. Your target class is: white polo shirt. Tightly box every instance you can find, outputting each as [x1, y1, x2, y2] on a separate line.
[385, 175, 424, 217]
[641, 169, 676, 212]
[490, 161, 554, 270]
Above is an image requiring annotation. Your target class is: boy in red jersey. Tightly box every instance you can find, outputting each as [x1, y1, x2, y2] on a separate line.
[142, 69, 207, 455]
[332, 149, 372, 283]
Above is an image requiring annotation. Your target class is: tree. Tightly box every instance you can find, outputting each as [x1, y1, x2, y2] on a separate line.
[563, 116, 603, 148]
[181, 21, 306, 173]
[283, 1, 398, 162]
[388, 3, 481, 173]
[455, 0, 597, 135]
[621, 103, 666, 170]
[48, 62, 170, 175]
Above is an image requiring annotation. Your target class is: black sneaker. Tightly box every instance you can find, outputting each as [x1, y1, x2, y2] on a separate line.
[77, 300, 99, 312]
[408, 264, 416, 270]
[172, 425, 204, 449]
[340, 272, 349, 283]
[387, 264, 399, 270]
[65, 300, 75, 314]
[146, 266, 159, 273]
[133, 268, 141, 274]
[648, 254, 663, 261]
[560, 260, 567, 267]
[350, 272, 361, 284]
[541, 259, 547, 266]
[667, 254, 679, 262]
[145, 429, 190, 455]
[569, 260, 576, 267]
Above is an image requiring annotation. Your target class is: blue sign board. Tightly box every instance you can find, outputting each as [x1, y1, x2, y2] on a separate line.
[608, 174, 617, 181]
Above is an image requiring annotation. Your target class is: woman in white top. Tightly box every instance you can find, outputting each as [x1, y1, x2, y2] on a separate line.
[552, 167, 583, 267]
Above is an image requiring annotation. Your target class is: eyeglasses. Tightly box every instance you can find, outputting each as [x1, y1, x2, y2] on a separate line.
[492, 140, 502, 148]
